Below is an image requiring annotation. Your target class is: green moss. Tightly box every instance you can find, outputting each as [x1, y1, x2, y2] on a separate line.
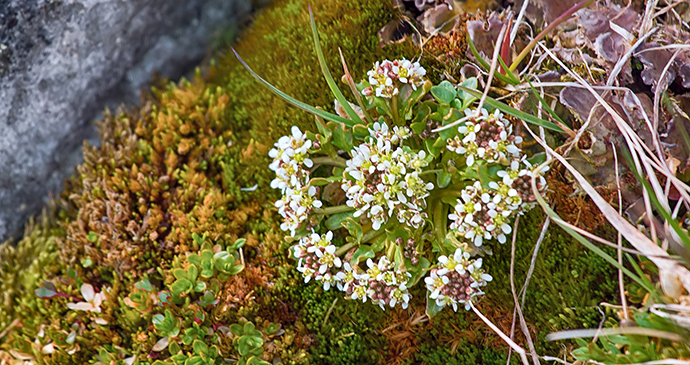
[0, 210, 61, 332]
[484, 209, 620, 353]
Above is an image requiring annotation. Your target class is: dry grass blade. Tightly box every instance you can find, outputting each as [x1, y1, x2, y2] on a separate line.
[508, 216, 541, 365]
[470, 301, 530, 365]
[526, 117, 690, 293]
[546, 327, 685, 342]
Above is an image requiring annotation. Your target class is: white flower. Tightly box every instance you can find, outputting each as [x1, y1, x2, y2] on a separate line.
[67, 284, 106, 313]
[363, 59, 427, 99]
[342, 124, 433, 231]
[269, 126, 313, 194]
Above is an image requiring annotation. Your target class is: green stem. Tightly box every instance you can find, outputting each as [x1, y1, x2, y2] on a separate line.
[335, 242, 356, 256]
[361, 228, 385, 243]
[430, 188, 464, 200]
[419, 169, 443, 176]
[311, 156, 347, 168]
[433, 200, 447, 248]
[509, 0, 595, 72]
[315, 205, 354, 215]
[391, 95, 400, 125]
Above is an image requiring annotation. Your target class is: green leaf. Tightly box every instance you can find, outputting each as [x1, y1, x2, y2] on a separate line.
[135, 278, 153, 292]
[230, 238, 247, 251]
[229, 324, 243, 336]
[344, 218, 363, 244]
[187, 265, 199, 281]
[426, 292, 445, 318]
[458, 78, 479, 108]
[187, 253, 202, 267]
[309, 7, 364, 125]
[200, 260, 214, 278]
[325, 211, 355, 231]
[152, 313, 165, 327]
[351, 245, 375, 264]
[194, 281, 207, 292]
[243, 322, 257, 335]
[430, 85, 455, 105]
[437, 171, 452, 188]
[332, 123, 354, 152]
[173, 268, 188, 281]
[192, 340, 208, 356]
[457, 85, 565, 133]
[169, 341, 181, 355]
[35, 282, 58, 299]
[411, 121, 427, 135]
[466, 33, 516, 85]
[232, 49, 355, 127]
[171, 279, 193, 295]
[424, 137, 443, 158]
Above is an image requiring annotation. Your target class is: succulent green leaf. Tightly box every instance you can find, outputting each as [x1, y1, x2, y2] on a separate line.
[171, 279, 193, 295]
[194, 281, 206, 293]
[35, 282, 58, 299]
[229, 324, 243, 336]
[193, 340, 208, 356]
[173, 268, 188, 281]
[430, 85, 455, 105]
[187, 253, 202, 267]
[134, 278, 153, 292]
[200, 260, 214, 278]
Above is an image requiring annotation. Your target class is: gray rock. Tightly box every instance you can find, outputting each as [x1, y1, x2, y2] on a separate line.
[0, 0, 255, 242]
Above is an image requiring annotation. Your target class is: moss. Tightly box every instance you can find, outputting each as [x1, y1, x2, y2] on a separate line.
[0, 208, 61, 332]
[484, 208, 620, 354]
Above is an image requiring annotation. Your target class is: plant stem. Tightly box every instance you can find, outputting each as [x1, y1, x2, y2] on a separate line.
[361, 228, 385, 243]
[311, 156, 347, 168]
[419, 169, 443, 176]
[391, 95, 400, 125]
[509, 0, 595, 72]
[315, 205, 354, 215]
[430, 188, 464, 200]
[335, 242, 356, 256]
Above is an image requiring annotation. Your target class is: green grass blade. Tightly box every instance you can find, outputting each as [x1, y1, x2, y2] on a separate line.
[497, 54, 520, 85]
[626, 253, 663, 302]
[232, 48, 355, 128]
[457, 85, 565, 133]
[466, 32, 516, 85]
[309, 7, 364, 125]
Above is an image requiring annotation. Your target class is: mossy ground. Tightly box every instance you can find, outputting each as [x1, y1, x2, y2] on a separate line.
[0, 0, 622, 363]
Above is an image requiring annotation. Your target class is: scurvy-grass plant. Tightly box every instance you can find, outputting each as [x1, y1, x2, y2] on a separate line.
[234, 8, 548, 316]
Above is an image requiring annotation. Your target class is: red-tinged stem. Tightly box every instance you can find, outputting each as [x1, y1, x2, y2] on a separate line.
[509, 0, 595, 72]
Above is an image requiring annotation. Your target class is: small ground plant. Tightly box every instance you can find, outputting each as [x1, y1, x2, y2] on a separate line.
[236, 9, 548, 316]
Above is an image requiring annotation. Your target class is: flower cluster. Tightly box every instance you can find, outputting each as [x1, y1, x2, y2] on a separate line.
[342, 122, 434, 230]
[293, 231, 342, 290]
[447, 109, 547, 246]
[425, 248, 492, 311]
[338, 257, 411, 310]
[362, 59, 427, 98]
[269, 126, 322, 236]
[399, 237, 420, 265]
[446, 108, 523, 167]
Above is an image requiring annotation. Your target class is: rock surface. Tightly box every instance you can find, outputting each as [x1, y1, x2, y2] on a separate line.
[0, 0, 254, 241]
